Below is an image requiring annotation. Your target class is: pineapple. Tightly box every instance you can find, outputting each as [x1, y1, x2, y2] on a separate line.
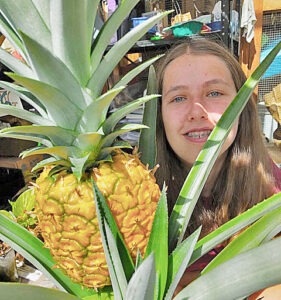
[0, 0, 167, 289]
[35, 150, 160, 288]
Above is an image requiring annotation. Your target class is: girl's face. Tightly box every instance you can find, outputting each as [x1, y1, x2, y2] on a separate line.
[161, 53, 238, 167]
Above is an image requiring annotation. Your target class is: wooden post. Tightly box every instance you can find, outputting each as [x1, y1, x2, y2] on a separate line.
[0, 35, 5, 46]
[263, 0, 281, 12]
[239, 0, 264, 78]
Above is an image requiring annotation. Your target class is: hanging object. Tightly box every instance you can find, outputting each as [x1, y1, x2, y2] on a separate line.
[241, 0, 257, 43]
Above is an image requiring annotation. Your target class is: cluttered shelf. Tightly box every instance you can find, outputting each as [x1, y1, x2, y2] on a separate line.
[103, 0, 241, 56]
[130, 32, 221, 53]
[121, 31, 224, 54]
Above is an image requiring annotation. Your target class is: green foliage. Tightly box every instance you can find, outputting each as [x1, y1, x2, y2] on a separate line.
[0, 0, 281, 299]
[0, 283, 80, 300]
[0, 0, 168, 179]
[202, 205, 281, 274]
[139, 66, 158, 168]
[174, 237, 281, 300]
[0, 189, 37, 228]
[144, 187, 168, 300]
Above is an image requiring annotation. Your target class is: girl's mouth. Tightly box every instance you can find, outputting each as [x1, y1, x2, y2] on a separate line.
[185, 130, 212, 139]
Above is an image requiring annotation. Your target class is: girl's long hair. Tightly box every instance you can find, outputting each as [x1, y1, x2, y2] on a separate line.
[155, 38, 275, 236]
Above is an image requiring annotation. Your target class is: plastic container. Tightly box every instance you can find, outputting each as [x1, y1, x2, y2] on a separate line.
[206, 21, 222, 32]
[163, 21, 203, 38]
[131, 17, 157, 33]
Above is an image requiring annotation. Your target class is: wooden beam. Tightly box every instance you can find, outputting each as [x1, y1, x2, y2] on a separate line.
[239, 0, 263, 78]
[0, 35, 5, 46]
[263, 0, 281, 12]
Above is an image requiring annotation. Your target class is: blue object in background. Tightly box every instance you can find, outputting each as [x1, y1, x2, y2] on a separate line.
[260, 38, 281, 79]
[131, 17, 157, 34]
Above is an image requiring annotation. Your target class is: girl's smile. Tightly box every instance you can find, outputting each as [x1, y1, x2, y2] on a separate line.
[161, 53, 238, 167]
[184, 127, 213, 143]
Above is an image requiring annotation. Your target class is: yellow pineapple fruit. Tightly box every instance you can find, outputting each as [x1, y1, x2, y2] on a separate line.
[35, 151, 159, 288]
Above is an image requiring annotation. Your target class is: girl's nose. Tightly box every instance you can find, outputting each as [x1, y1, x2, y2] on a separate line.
[187, 101, 208, 121]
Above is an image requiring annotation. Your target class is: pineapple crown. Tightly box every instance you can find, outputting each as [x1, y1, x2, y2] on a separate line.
[0, 0, 170, 178]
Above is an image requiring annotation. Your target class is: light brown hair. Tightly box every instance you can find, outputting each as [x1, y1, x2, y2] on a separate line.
[155, 37, 275, 236]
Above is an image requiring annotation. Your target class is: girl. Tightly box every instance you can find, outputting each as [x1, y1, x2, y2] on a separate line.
[155, 37, 281, 298]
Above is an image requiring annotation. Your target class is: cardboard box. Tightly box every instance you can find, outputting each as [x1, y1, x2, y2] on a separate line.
[0, 155, 45, 182]
[0, 138, 37, 157]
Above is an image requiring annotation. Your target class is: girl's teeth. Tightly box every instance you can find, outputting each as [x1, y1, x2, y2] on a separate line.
[187, 131, 211, 138]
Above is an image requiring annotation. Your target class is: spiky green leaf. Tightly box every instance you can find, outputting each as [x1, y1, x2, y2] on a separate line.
[113, 55, 164, 90]
[93, 182, 135, 281]
[74, 132, 103, 153]
[103, 95, 159, 135]
[0, 47, 34, 78]
[0, 210, 14, 220]
[174, 237, 281, 300]
[202, 205, 281, 275]
[0, 81, 47, 117]
[100, 124, 148, 149]
[79, 86, 126, 132]
[165, 227, 201, 300]
[69, 154, 90, 179]
[21, 145, 72, 160]
[145, 187, 168, 300]
[105, 220, 128, 299]
[31, 157, 71, 172]
[189, 192, 281, 268]
[125, 254, 156, 300]
[1, 125, 76, 146]
[0, 103, 54, 126]
[0, 13, 25, 59]
[139, 65, 158, 168]
[90, 0, 140, 75]
[135, 250, 144, 269]
[19, 31, 88, 110]
[7, 73, 82, 129]
[49, 0, 98, 85]
[0, 283, 80, 300]
[0, 132, 52, 148]
[0, 0, 52, 58]
[88, 183, 127, 299]
[31, 0, 50, 29]
[88, 10, 172, 97]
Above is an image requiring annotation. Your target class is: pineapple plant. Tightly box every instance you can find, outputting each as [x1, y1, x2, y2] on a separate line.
[1, 1, 281, 299]
[0, 0, 168, 290]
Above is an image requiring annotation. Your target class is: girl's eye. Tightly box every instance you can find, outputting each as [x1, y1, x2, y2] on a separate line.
[208, 91, 222, 97]
[173, 96, 186, 103]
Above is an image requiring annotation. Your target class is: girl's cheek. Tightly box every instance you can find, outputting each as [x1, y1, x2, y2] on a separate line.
[209, 110, 226, 121]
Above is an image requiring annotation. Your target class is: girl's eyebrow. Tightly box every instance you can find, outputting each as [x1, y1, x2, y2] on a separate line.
[203, 79, 229, 87]
[163, 79, 229, 98]
[163, 85, 187, 98]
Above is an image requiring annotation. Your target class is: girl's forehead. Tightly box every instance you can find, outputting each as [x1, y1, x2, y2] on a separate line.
[162, 53, 237, 93]
[163, 54, 230, 78]
[169, 52, 224, 65]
